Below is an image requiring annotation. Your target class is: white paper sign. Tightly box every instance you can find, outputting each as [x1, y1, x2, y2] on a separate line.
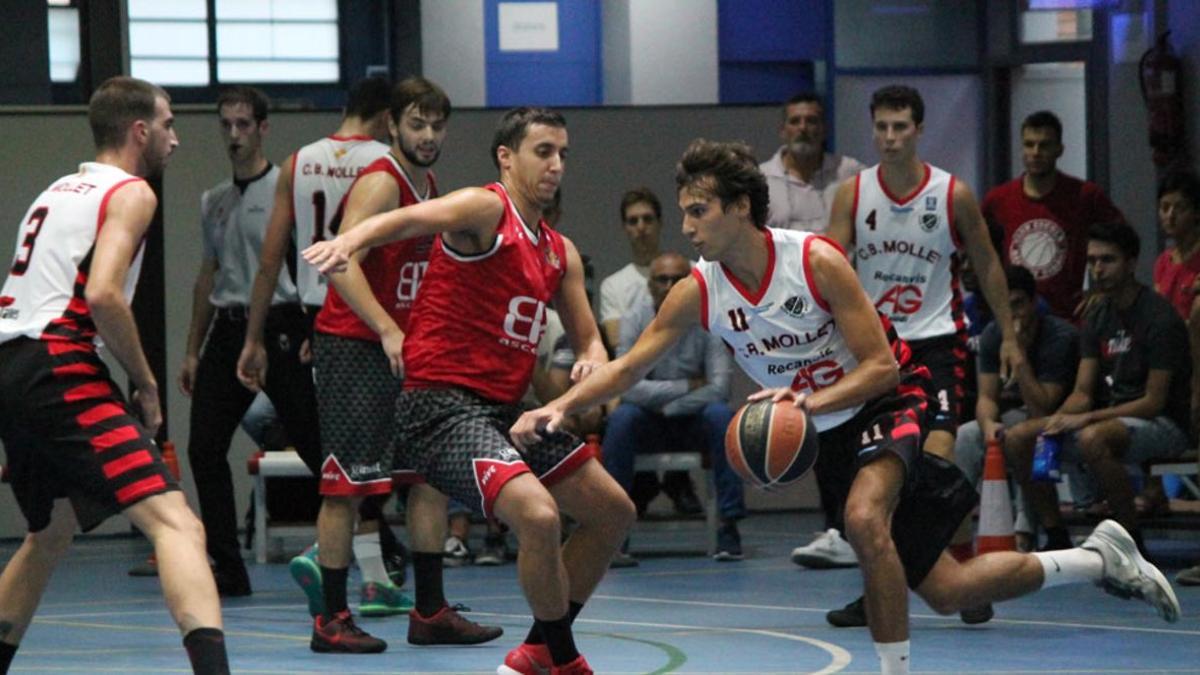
[498, 2, 559, 52]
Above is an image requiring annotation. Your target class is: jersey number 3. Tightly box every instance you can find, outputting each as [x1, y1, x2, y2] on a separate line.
[10, 207, 48, 276]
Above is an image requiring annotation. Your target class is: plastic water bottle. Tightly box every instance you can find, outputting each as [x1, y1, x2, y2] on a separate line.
[1031, 433, 1062, 483]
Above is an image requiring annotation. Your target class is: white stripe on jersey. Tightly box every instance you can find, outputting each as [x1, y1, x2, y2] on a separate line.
[1, 162, 144, 345]
[851, 163, 961, 341]
[292, 136, 389, 306]
[694, 228, 862, 431]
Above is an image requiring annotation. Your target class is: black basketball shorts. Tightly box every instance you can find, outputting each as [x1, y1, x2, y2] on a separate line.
[313, 331, 403, 497]
[0, 338, 178, 532]
[392, 387, 596, 518]
[908, 333, 968, 434]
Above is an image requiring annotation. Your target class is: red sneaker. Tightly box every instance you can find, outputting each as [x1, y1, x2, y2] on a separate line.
[407, 604, 504, 645]
[552, 655, 593, 675]
[497, 642, 552, 675]
[310, 610, 387, 653]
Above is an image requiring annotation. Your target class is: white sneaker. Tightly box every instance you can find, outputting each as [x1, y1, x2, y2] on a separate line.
[1080, 519, 1180, 623]
[443, 535, 471, 567]
[791, 528, 858, 569]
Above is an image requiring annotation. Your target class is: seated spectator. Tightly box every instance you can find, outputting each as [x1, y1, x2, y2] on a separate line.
[602, 253, 746, 563]
[1005, 222, 1192, 553]
[954, 266, 1079, 551]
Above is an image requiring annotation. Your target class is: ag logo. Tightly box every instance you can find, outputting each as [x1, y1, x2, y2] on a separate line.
[920, 212, 938, 232]
[782, 295, 808, 318]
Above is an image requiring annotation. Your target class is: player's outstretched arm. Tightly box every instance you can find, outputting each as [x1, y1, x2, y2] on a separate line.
[802, 237, 898, 415]
[554, 237, 607, 382]
[86, 180, 162, 435]
[238, 153, 296, 390]
[302, 186, 503, 274]
[510, 276, 701, 450]
[825, 177, 858, 254]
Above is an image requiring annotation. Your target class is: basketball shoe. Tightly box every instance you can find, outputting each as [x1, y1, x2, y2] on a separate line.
[359, 580, 414, 617]
[289, 546, 323, 616]
[310, 610, 387, 653]
[498, 642, 551, 675]
[791, 528, 857, 568]
[407, 604, 504, 645]
[551, 655, 593, 674]
[1081, 519, 1180, 623]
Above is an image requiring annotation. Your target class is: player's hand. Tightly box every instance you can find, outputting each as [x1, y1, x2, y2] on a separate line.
[178, 355, 199, 397]
[236, 341, 268, 391]
[1042, 412, 1088, 435]
[298, 337, 313, 365]
[570, 359, 602, 383]
[381, 327, 406, 379]
[133, 384, 162, 437]
[747, 387, 810, 411]
[982, 419, 1004, 443]
[510, 406, 565, 452]
[302, 237, 353, 275]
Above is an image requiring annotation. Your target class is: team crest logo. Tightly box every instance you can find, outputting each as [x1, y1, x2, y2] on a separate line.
[782, 295, 808, 317]
[334, 147, 347, 159]
[544, 247, 560, 269]
[925, 195, 938, 210]
[1009, 218, 1066, 279]
[920, 212, 939, 232]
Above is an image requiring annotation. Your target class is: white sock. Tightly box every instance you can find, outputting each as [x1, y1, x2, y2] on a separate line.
[1034, 548, 1104, 589]
[353, 531, 390, 585]
[875, 640, 910, 675]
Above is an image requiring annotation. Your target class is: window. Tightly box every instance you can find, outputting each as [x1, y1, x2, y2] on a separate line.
[47, 4, 80, 83]
[129, 0, 210, 86]
[216, 0, 339, 83]
[1020, 9, 1093, 44]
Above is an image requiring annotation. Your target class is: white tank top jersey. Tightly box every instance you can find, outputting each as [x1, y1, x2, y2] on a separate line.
[291, 135, 390, 306]
[693, 228, 862, 431]
[851, 163, 963, 341]
[0, 162, 146, 345]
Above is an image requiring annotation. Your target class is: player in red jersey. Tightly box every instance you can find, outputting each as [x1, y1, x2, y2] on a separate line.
[0, 77, 229, 674]
[305, 107, 634, 675]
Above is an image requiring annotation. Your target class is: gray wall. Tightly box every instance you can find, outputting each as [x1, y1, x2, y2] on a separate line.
[0, 104, 801, 538]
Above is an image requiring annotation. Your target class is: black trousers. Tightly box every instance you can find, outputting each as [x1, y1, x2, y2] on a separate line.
[187, 305, 321, 571]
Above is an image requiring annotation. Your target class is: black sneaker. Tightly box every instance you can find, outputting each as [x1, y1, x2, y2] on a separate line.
[407, 605, 504, 645]
[311, 610, 387, 653]
[960, 604, 994, 624]
[713, 520, 744, 561]
[665, 481, 703, 516]
[826, 596, 867, 628]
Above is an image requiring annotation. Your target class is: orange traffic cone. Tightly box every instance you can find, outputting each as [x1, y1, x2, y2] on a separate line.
[976, 438, 1016, 555]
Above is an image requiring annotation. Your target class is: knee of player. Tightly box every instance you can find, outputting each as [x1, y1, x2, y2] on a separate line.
[514, 498, 562, 540]
[1075, 426, 1113, 462]
[843, 504, 891, 556]
[608, 488, 637, 529]
[921, 586, 962, 616]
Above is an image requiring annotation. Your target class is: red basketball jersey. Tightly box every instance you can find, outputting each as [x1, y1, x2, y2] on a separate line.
[315, 156, 437, 340]
[403, 183, 568, 404]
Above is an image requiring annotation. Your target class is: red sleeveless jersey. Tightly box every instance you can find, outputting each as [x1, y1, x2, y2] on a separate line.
[314, 156, 437, 341]
[403, 183, 568, 403]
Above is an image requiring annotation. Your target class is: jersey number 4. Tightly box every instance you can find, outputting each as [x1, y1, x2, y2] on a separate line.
[10, 207, 48, 276]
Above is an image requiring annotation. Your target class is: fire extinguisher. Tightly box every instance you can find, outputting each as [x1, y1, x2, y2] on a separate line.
[1139, 31, 1186, 168]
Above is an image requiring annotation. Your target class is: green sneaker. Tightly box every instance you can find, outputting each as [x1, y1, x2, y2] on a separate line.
[289, 547, 324, 617]
[359, 581, 414, 617]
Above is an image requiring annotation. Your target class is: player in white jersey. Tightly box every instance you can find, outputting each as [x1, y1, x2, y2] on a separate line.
[0, 77, 231, 674]
[512, 140, 1180, 675]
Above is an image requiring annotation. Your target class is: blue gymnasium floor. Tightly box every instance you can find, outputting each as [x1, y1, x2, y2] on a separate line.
[5, 511, 1200, 674]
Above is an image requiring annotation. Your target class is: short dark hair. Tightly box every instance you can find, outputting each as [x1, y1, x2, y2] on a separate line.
[1005, 265, 1037, 300]
[870, 85, 924, 125]
[345, 76, 392, 120]
[783, 92, 824, 119]
[1088, 221, 1140, 260]
[216, 85, 269, 122]
[490, 107, 567, 169]
[619, 187, 662, 222]
[675, 139, 770, 229]
[1021, 110, 1063, 143]
[1157, 169, 1200, 207]
[88, 76, 168, 151]
[390, 77, 451, 123]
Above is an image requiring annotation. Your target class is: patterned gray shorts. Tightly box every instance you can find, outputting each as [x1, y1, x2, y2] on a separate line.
[313, 331, 402, 497]
[393, 387, 595, 517]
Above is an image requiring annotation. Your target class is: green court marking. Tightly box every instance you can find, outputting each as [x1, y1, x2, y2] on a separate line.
[579, 629, 688, 674]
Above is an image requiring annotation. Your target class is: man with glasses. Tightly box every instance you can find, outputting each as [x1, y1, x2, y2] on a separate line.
[600, 252, 745, 562]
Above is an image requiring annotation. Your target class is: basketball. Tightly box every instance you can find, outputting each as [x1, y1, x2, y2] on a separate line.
[725, 398, 820, 490]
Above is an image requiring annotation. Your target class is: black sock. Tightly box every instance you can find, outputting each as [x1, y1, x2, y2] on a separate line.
[537, 613, 580, 665]
[412, 552, 446, 616]
[0, 641, 17, 673]
[320, 565, 349, 618]
[525, 600, 583, 645]
[182, 627, 230, 675]
[377, 520, 400, 557]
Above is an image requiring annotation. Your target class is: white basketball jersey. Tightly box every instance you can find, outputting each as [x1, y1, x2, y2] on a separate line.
[291, 135, 390, 306]
[0, 162, 146, 345]
[694, 228, 862, 431]
[851, 163, 963, 340]
[202, 166, 296, 307]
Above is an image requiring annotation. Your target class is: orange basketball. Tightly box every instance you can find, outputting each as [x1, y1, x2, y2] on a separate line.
[725, 398, 819, 490]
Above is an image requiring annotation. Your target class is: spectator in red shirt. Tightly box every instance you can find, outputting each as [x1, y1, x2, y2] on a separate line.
[984, 111, 1125, 319]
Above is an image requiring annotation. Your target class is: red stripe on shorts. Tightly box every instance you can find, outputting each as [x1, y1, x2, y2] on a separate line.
[891, 422, 920, 440]
[76, 402, 125, 427]
[115, 474, 167, 505]
[103, 449, 153, 479]
[47, 340, 94, 355]
[91, 425, 140, 452]
[53, 362, 101, 377]
[64, 380, 113, 402]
